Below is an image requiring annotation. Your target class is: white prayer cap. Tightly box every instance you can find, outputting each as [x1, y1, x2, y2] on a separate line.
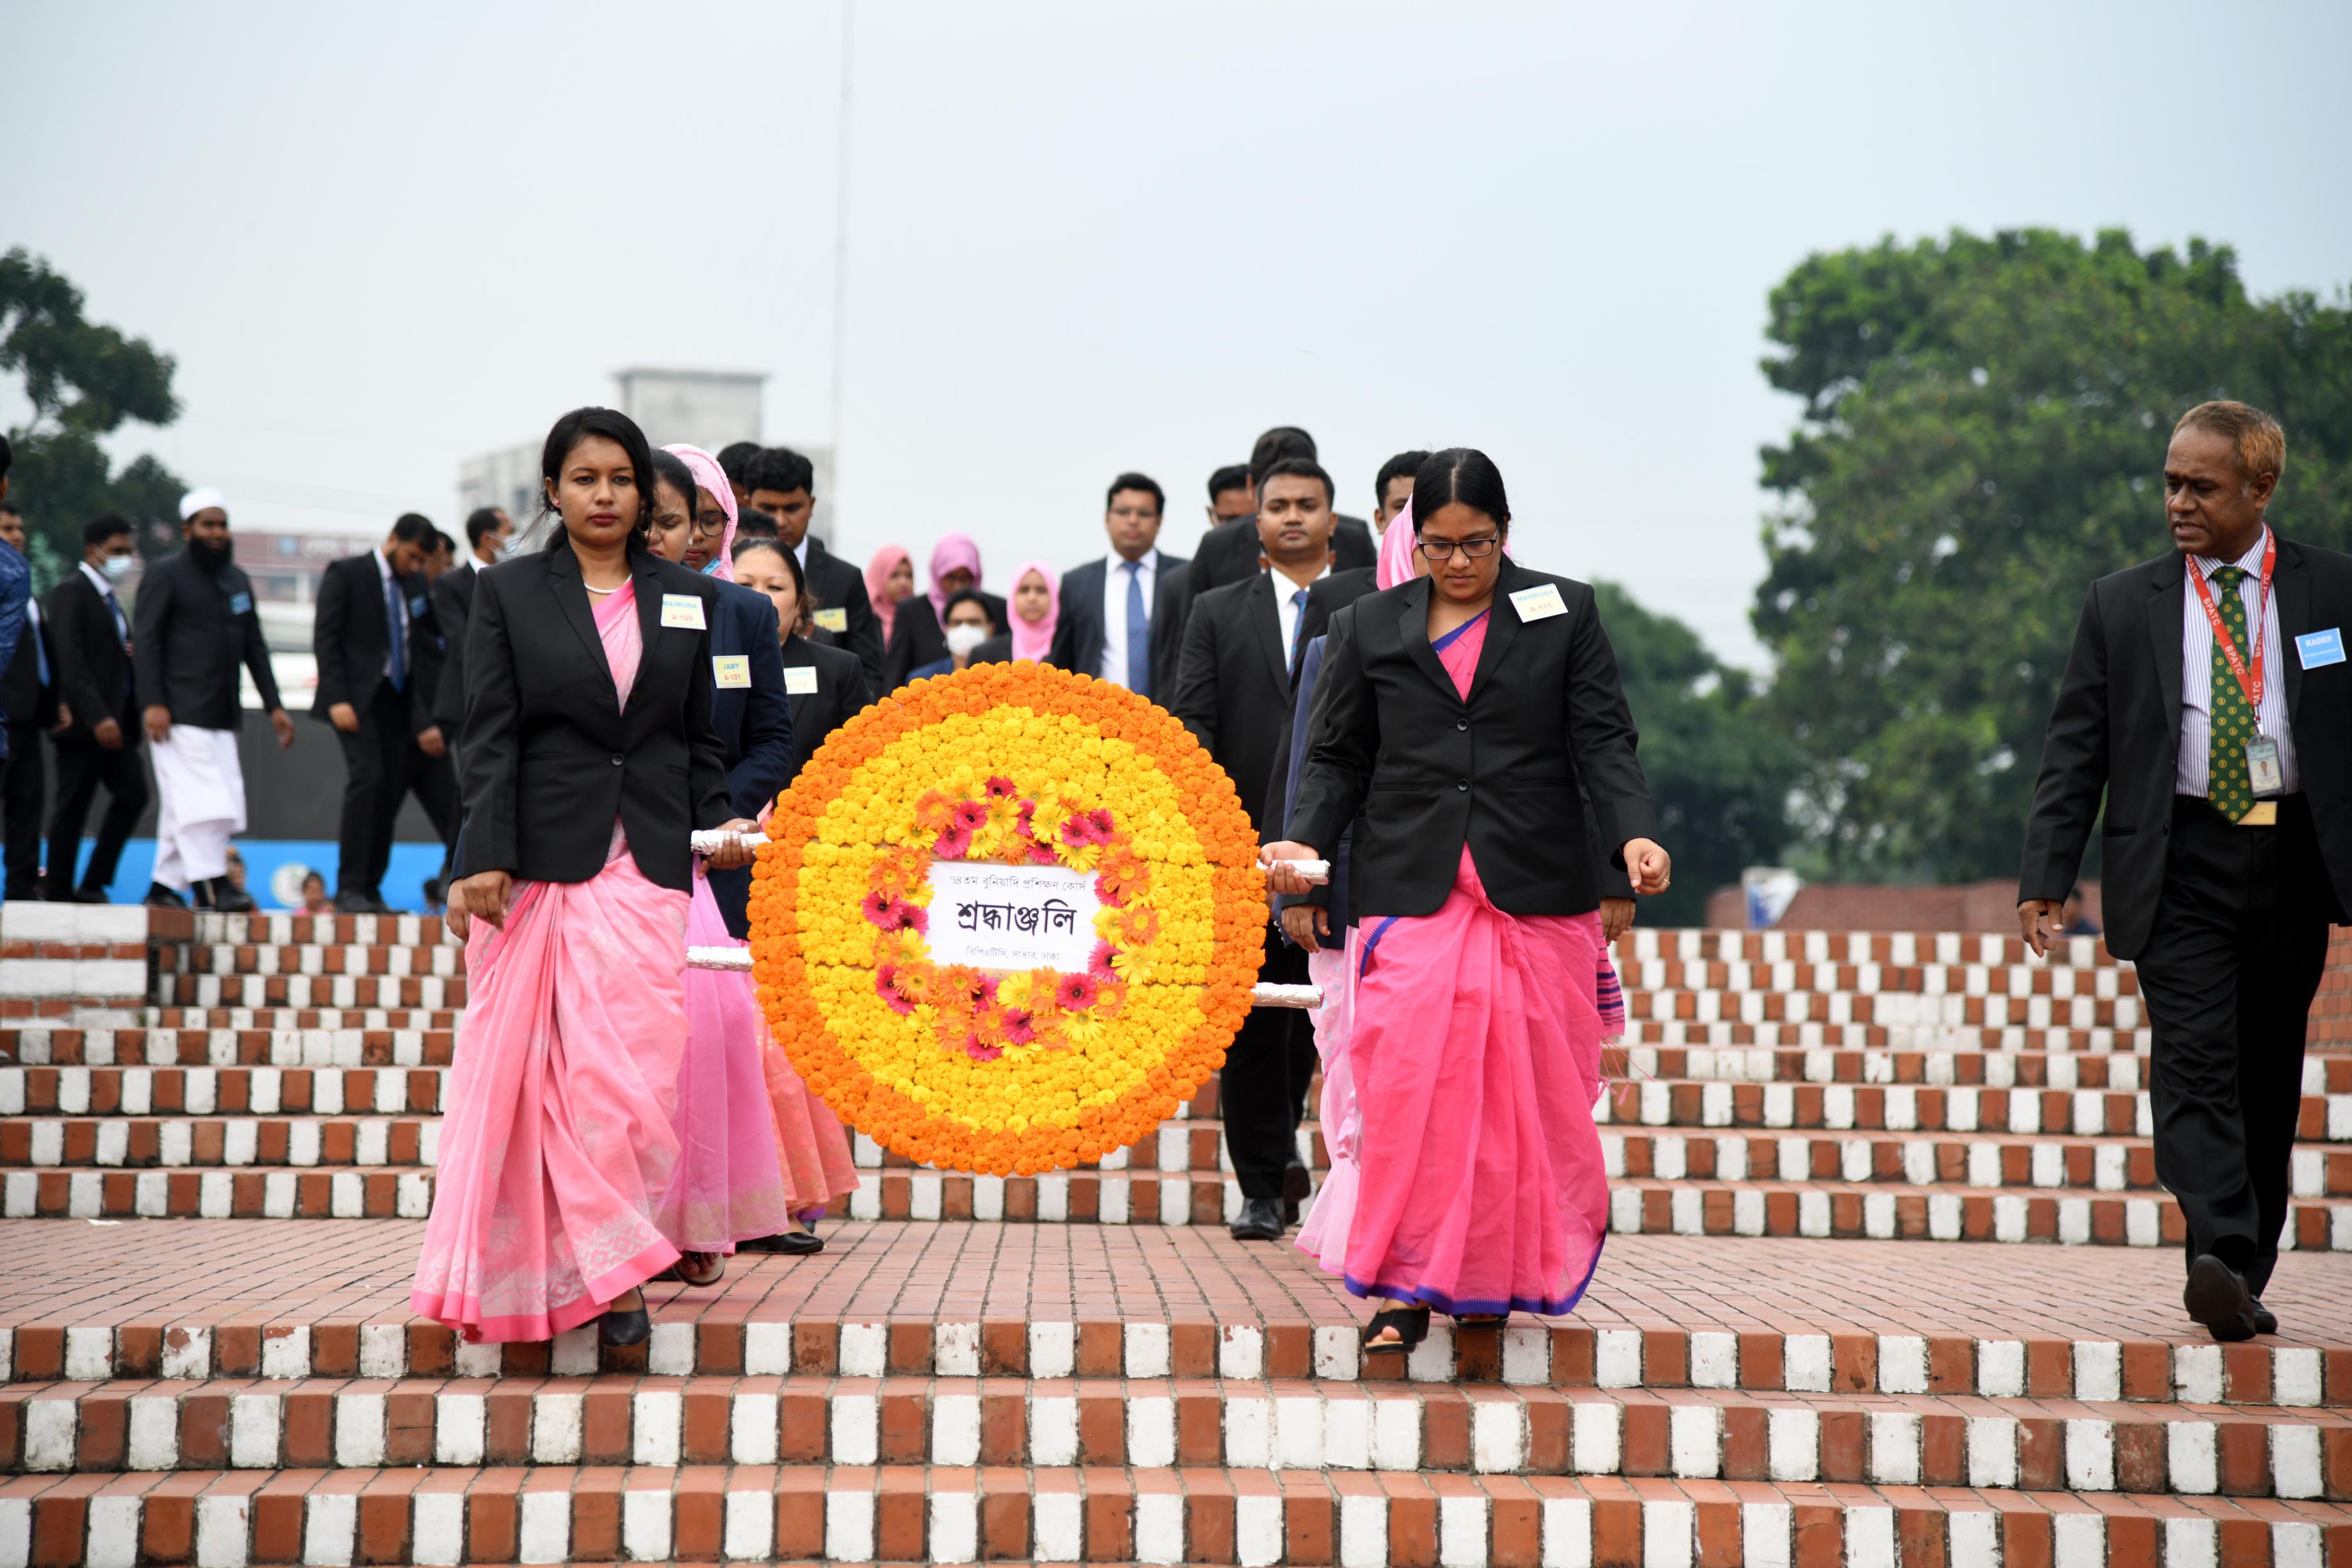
[179, 487, 229, 521]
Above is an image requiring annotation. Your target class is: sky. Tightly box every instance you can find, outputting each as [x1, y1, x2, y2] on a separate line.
[7, 0, 2351, 667]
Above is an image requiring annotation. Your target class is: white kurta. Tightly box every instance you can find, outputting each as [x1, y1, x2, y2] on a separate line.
[150, 725, 246, 889]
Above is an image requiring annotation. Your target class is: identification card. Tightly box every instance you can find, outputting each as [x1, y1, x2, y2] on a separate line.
[712, 655, 751, 689]
[2297, 628, 2346, 669]
[660, 592, 706, 630]
[2246, 734, 2284, 797]
[812, 607, 849, 633]
[227, 592, 253, 615]
[784, 665, 820, 695]
[1508, 583, 1568, 622]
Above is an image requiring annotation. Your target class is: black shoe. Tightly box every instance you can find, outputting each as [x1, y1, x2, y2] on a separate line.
[1230, 1196, 1284, 1241]
[2253, 1300, 2278, 1335]
[209, 879, 257, 913]
[599, 1300, 651, 1346]
[70, 887, 112, 904]
[1282, 1161, 1312, 1227]
[144, 883, 188, 909]
[2184, 1252, 2259, 1342]
[336, 890, 390, 915]
[3, 883, 40, 902]
[741, 1229, 826, 1255]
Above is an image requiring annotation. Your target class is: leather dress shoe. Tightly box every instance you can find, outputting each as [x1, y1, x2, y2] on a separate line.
[599, 1299, 651, 1347]
[337, 890, 391, 916]
[2253, 1300, 2278, 1335]
[1282, 1161, 1312, 1226]
[740, 1229, 825, 1255]
[1230, 1196, 1285, 1241]
[70, 887, 112, 904]
[2184, 1253, 2258, 1342]
[211, 885, 257, 914]
[144, 883, 188, 909]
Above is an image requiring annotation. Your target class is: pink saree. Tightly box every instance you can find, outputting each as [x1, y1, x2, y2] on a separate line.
[411, 581, 692, 1342]
[661, 874, 796, 1250]
[1318, 609, 1610, 1316]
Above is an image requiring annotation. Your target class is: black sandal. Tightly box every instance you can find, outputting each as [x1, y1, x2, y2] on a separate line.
[599, 1291, 651, 1347]
[1360, 1307, 1430, 1354]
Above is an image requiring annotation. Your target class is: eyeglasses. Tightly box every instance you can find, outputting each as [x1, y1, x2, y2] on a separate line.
[1417, 536, 1501, 560]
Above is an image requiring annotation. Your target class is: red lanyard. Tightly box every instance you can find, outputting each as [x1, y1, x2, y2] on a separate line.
[2189, 531, 2274, 710]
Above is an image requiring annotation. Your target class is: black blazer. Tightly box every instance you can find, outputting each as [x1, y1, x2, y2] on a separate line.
[131, 551, 284, 728]
[1049, 550, 1192, 699]
[2020, 534, 2352, 958]
[881, 589, 1013, 692]
[3, 601, 55, 733]
[313, 551, 436, 728]
[801, 539, 885, 692]
[452, 543, 733, 891]
[1186, 514, 1376, 597]
[429, 561, 481, 731]
[1288, 561, 1658, 919]
[780, 635, 872, 779]
[43, 572, 130, 741]
[1171, 571, 1314, 838]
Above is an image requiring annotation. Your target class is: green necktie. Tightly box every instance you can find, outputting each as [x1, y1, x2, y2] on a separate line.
[2207, 564, 2258, 821]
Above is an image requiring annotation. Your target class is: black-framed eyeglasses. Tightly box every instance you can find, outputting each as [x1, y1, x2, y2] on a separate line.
[1417, 536, 1501, 560]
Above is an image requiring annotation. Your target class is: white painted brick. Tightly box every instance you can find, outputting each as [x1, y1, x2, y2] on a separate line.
[305, 1491, 357, 1567]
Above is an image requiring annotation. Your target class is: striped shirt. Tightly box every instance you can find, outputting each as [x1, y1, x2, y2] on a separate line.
[2176, 527, 2300, 797]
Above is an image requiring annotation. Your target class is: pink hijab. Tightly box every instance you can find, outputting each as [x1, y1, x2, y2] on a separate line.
[1376, 498, 1420, 590]
[927, 534, 984, 621]
[865, 546, 910, 645]
[1007, 560, 1059, 663]
[663, 443, 738, 583]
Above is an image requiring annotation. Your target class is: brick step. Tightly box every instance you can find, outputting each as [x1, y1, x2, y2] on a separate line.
[1622, 1019, 2152, 1051]
[1601, 1179, 2352, 1251]
[0, 1117, 441, 1170]
[1635, 1045, 2352, 1095]
[0, 1066, 447, 1116]
[14, 1375, 2351, 1494]
[8, 1221, 2348, 1395]
[1, 1165, 432, 1220]
[4, 1464, 2343, 1567]
[1600, 1130, 2352, 1198]
[157, 943, 465, 980]
[182, 913, 457, 948]
[145, 1007, 462, 1032]
[1597, 1077, 2352, 1144]
[1619, 928, 2128, 969]
[1, 1028, 455, 1068]
[156, 973, 467, 1010]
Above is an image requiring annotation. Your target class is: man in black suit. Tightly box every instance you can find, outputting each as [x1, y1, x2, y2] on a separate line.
[0, 504, 58, 898]
[1188, 427, 1378, 596]
[1049, 472, 1193, 701]
[313, 514, 457, 914]
[2020, 400, 2351, 1342]
[747, 446, 884, 691]
[42, 516, 145, 903]
[1204, 464, 1254, 532]
[1173, 455, 1353, 1240]
[429, 507, 512, 742]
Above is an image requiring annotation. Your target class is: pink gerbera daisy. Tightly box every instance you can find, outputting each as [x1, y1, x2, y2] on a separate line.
[1055, 972, 1104, 1011]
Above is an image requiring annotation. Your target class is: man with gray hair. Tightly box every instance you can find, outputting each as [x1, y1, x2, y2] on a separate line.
[2020, 400, 2352, 1341]
[133, 488, 295, 910]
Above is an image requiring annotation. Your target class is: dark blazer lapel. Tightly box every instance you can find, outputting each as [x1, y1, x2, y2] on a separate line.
[628, 551, 664, 706]
[548, 543, 615, 690]
[2146, 553, 2185, 786]
[1394, 579, 1454, 698]
[1465, 562, 1526, 699]
[2276, 535, 2312, 724]
[1247, 574, 1289, 694]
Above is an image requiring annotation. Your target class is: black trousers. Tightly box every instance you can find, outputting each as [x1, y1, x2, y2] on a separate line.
[1220, 929, 1316, 1200]
[45, 733, 147, 897]
[2136, 794, 2332, 1296]
[335, 688, 459, 897]
[2, 722, 45, 895]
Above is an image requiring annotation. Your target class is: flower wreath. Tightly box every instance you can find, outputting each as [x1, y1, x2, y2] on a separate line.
[747, 662, 1266, 1175]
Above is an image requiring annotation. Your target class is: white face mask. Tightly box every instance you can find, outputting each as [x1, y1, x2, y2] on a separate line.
[944, 623, 989, 657]
[100, 554, 136, 580]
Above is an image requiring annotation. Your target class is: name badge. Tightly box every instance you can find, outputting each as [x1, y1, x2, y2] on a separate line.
[784, 665, 820, 695]
[812, 607, 849, 633]
[228, 592, 253, 615]
[660, 592, 706, 630]
[712, 655, 751, 689]
[2246, 734, 2285, 797]
[409, 594, 429, 616]
[1508, 583, 1567, 622]
[2296, 628, 2345, 669]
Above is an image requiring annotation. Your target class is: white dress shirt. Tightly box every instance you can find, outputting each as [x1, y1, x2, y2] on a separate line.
[373, 547, 411, 684]
[1271, 561, 1332, 667]
[2177, 526, 2299, 796]
[1099, 550, 1159, 687]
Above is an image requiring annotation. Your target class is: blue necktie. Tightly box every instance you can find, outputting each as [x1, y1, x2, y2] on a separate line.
[31, 612, 47, 690]
[1123, 559, 1151, 696]
[1287, 588, 1311, 679]
[386, 572, 406, 692]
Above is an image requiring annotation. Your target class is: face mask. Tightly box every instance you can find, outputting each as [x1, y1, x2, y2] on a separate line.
[944, 623, 989, 657]
[101, 555, 136, 581]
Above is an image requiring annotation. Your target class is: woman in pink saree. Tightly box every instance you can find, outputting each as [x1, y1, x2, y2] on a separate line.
[414, 407, 760, 1346]
[1264, 449, 1671, 1354]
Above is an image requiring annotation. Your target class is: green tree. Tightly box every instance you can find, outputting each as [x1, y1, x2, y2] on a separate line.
[1755, 229, 2352, 881]
[1, 248, 186, 587]
[1597, 582, 1797, 926]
